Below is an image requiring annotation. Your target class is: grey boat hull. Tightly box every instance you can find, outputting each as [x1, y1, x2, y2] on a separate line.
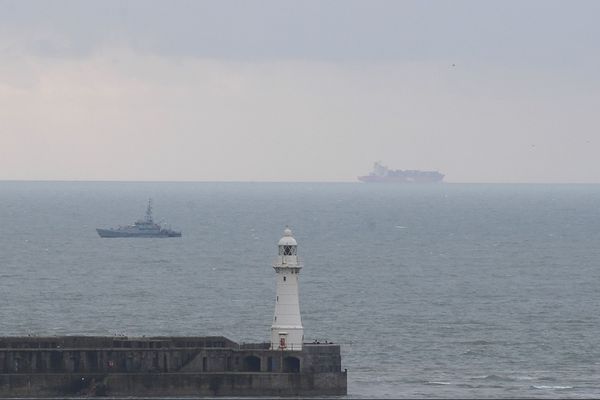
[96, 229, 182, 238]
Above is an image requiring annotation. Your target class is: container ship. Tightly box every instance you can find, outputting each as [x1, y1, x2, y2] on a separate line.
[358, 162, 444, 183]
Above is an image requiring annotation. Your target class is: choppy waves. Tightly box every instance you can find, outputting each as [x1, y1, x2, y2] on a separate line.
[2, 182, 600, 398]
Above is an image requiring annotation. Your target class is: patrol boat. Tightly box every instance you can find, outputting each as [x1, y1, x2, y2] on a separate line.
[96, 199, 182, 238]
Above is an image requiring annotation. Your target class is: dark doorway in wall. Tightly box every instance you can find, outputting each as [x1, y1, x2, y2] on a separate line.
[242, 355, 261, 372]
[283, 356, 300, 373]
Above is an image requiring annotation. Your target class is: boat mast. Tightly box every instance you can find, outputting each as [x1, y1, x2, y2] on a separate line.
[145, 198, 153, 223]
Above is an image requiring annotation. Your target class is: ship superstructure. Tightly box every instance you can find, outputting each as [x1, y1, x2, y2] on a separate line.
[96, 199, 181, 238]
[358, 161, 444, 183]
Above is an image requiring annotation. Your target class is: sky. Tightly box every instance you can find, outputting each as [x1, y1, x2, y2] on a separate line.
[0, 0, 599, 182]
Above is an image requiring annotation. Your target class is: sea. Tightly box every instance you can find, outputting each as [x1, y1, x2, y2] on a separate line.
[0, 181, 599, 398]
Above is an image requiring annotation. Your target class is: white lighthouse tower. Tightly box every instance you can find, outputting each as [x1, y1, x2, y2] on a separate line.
[271, 227, 304, 351]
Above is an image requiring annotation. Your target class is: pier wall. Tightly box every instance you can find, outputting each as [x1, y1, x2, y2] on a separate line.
[0, 337, 346, 397]
[0, 372, 347, 397]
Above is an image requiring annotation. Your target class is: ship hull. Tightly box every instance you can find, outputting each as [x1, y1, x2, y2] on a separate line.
[358, 175, 443, 183]
[96, 229, 181, 238]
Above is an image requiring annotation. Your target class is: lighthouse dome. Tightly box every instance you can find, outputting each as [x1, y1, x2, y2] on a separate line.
[278, 227, 297, 246]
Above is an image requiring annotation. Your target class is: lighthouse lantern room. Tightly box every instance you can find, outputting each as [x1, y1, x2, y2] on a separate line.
[271, 227, 304, 351]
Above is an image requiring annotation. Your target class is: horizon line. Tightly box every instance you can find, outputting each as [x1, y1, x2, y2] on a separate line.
[1, 179, 600, 185]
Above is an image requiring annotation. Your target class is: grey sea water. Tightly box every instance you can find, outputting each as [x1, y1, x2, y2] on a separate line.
[0, 182, 599, 398]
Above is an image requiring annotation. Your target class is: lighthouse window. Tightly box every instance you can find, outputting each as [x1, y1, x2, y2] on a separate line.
[283, 276, 287, 282]
[280, 245, 296, 256]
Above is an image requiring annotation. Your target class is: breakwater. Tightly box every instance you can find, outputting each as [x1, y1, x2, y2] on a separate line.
[0, 336, 346, 397]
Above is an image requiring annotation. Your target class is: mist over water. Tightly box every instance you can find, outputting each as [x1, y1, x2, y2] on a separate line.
[1, 182, 599, 398]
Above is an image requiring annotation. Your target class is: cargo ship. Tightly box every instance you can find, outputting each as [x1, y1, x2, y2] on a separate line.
[358, 162, 444, 183]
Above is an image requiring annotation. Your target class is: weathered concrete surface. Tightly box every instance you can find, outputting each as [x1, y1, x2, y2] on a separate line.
[0, 372, 347, 397]
[0, 337, 347, 397]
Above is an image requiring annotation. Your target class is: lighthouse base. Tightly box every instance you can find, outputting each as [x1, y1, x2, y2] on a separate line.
[0, 336, 347, 397]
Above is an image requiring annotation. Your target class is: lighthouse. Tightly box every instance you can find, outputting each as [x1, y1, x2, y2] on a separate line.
[271, 227, 304, 351]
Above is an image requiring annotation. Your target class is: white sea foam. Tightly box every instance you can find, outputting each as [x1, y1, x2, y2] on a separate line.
[532, 385, 573, 390]
[514, 376, 535, 381]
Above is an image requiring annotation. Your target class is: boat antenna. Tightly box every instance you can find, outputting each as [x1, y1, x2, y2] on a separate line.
[145, 198, 153, 223]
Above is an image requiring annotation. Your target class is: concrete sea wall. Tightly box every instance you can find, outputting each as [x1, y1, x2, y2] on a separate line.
[0, 336, 347, 397]
[0, 372, 347, 397]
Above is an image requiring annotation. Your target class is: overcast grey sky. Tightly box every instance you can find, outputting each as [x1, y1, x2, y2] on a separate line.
[1, 0, 599, 182]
